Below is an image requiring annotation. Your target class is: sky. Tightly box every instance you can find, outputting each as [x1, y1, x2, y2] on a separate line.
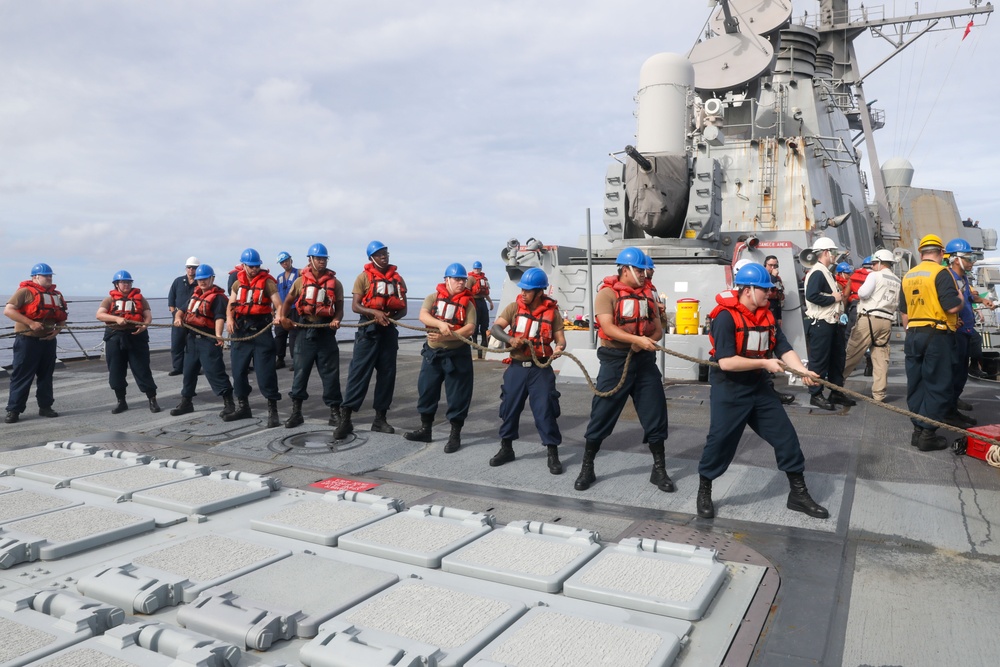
[2, 0, 997, 299]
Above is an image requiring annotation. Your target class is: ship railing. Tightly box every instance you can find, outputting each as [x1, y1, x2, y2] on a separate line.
[803, 135, 858, 165]
[796, 5, 887, 30]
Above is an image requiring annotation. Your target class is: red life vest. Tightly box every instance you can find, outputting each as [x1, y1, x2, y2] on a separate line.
[509, 294, 559, 359]
[835, 273, 851, 301]
[296, 268, 337, 318]
[18, 281, 68, 323]
[596, 276, 658, 340]
[848, 268, 870, 304]
[233, 268, 275, 317]
[108, 288, 145, 322]
[361, 263, 407, 312]
[708, 290, 777, 359]
[433, 283, 473, 329]
[469, 269, 490, 298]
[183, 285, 225, 330]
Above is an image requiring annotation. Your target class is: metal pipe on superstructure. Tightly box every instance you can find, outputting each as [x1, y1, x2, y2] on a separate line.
[586, 208, 596, 348]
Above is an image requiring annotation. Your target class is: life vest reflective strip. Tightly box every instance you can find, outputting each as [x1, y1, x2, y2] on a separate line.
[433, 283, 473, 329]
[233, 268, 274, 316]
[296, 268, 337, 318]
[510, 294, 558, 358]
[109, 288, 145, 322]
[596, 276, 657, 340]
[708, 290, 776, 359]
[362, 263, 407, 312]
[18, 281, 68, 323]
[902, 261, 958, 331]
[183, 285, 225, 330]
[848, 268, 870, 304]
[469, 270, 490, 298]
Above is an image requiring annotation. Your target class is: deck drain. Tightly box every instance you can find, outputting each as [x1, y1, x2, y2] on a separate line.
[270, 431, 363, 454]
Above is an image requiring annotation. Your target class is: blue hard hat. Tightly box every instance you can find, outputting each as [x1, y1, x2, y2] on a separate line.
[112, 270, 133, 283]
[276, 251, 291, 263]
[240, 248, 262, 266]
[194, 264, 215, 280]
[643, 253, 655, 270]
[733, 263, 774, 289]
[615, 247, 646, 268]
[836, 262, 852, 274]
[472, 261, 483, 270]
[946, 238, 973, 255]
[444, 262, 468, 279]
[517, 268, 549, 290]
[366, 240, 387, 258]
[862, 255, 873, 267]
[307, 242, 329, 258]
[30, 263, 53, 277]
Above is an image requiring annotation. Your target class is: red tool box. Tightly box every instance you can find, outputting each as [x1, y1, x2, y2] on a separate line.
[965, 425, 1000, 461]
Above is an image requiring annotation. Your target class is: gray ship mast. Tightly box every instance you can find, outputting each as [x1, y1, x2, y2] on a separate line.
[815, 0, 994, 246]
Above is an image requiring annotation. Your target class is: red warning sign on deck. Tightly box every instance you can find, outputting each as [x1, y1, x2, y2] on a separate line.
[310, 477, 379, 492]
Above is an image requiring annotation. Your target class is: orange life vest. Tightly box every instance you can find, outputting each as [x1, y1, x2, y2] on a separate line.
[18, 281, 68, 323]
[233, 268, 275, 317]
[596, 276, 658, 340]
[469, 269, 490, 298]
[835, 273, 851, 301]
[183, 285, 225, 331]
[362, 263, 407, 312]
[848, 268, 870, 304]
[433, 283, 473, 329]
[509, 294, 559, 359]
[296, 268, 337, 318]
[108, 287, 145, 322]
[708, 290, 776, 359]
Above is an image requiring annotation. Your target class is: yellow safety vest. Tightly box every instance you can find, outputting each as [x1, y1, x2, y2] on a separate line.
[902, 261, 958, 331]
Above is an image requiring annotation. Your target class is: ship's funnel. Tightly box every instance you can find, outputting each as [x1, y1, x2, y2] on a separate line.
[636, 53, 694, 154]
[882, 157, 914, 188]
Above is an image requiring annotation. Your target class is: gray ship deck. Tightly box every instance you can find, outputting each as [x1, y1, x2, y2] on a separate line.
[1, 339, 999, 666]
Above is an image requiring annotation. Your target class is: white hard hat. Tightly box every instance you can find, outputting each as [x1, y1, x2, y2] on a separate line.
[185, 256, 200, 267]
[734, 259, 752, 271]
[812, 237, 839, 252]
[872, 249, 895, 264]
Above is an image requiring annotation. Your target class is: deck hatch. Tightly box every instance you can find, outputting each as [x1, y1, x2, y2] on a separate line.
[250, 490, 403, 545]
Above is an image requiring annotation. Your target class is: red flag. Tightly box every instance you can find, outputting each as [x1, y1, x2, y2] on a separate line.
[963, 19, 974, 41]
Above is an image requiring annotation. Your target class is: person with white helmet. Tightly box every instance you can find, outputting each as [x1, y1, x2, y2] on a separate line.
[842, 249, 901, 403]
[487, 267, 566, 475]
[4, 263, 67, 423]
[803, 237, 852, 411]
[335, 241, 408, 439]
[403, 262, 477, 453]
[575, 247, 673, 494]
[273, 251, 298, 369]
[225, 248, 283, 428]
[467, 260, 494, 359]
[95, 270, 160, 415]
[280, 242, 345, 429]
[899, 234, 964, 451]
[167, 257, 200, 376]
[696, 263, 828, 520]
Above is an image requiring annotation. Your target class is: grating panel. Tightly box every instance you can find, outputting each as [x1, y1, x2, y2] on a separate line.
[0, 490, 77, 524]
[133, 535, 281, 583]
[0, 616, 55, 663]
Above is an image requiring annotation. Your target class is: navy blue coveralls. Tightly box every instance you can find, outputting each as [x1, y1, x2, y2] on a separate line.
[104, 328, 157, 396]
[583, 347, 668, 444]
[416, 343, 474, 424]
[6, 335, 57, 414]
[343, 319, 399, 413]
[167, 274, 196, 374]
[499, 360, 561, 446]
[274, 268, 299, 363]
[181, 296, 233, 400]
[950, 268, 976, 408]
[291, 324, 343, 408]
[804, 270, 846, 397]
[230, 314, 280, 402]
[698, 311, 805, 480]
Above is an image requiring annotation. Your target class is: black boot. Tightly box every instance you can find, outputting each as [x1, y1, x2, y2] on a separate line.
[444, 420, 462, 453]
[111, 389, 128, 414]
[648, 441, 675, 492]
[224, 396, 252, 421]
[275, 357, 285, 369]
[219, 391, 235, 419]
[916, 428, 949, 452]
[371, 411, 394, 434]
[829, 390, 857, 407]
[284, 399, 304, 428]
[786, 472, 830, 519]
[574, 441, 601, 491]
[404, 415, 433, 442]
[334, 408, 354, 439]
[5, 411, 19, 423]
[546, 445, 563, 475]
[911, 426, 923, 448]
[328, 406, 341, 427]
[697, 475, 715, 519]
[944, 410, 977, 427]
[147, 392, 161, 413]
[489, 438, 516, 467]
[38, 406, 59, 418]
[266, 400, 279, 428]
[170, 396, 194, 416]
